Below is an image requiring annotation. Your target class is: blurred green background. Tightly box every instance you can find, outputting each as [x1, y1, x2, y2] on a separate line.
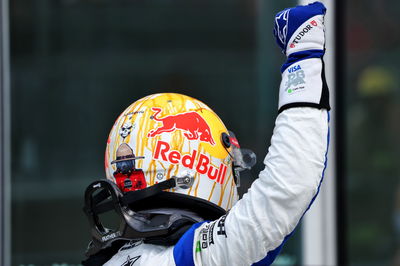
[345, 1, 400, 265]
[7, 0, 400, 265]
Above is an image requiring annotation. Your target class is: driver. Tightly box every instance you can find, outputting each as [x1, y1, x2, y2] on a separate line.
[82, 2, 330, 265]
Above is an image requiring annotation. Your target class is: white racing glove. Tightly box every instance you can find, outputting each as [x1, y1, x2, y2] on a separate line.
[273, 1, 330, 112]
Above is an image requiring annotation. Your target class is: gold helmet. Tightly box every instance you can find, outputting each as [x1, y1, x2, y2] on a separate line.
[105, 93, 255, 216]
[84, 93, 256, 256]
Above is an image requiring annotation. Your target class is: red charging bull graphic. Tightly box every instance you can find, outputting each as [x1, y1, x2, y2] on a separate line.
[148, 107, 216, 145]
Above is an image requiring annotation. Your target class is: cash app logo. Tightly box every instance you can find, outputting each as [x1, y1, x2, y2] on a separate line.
[285, 64, 306, 93]
[196, 241, 202, 253]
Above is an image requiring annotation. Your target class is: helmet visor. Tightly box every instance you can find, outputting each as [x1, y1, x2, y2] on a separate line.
[228, 130, 257, 171]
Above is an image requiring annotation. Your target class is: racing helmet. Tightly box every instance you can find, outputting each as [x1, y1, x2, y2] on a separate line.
[83, 93, 256, 256]
[105, 93, 254, 214]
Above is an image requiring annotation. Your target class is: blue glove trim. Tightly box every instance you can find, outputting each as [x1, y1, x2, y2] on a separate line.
[281, 49, 325, 73]
[274, 1, 326, 53]
[173, 222, 206, 266]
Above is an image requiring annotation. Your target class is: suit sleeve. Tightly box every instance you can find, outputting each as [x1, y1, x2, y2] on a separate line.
[173, 4, 330, 263]
[183, 106, 329, 266]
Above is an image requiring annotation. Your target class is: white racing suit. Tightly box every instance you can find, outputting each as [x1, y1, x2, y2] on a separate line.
[105, 106, 329, 266]
[105, 2, 329, 265]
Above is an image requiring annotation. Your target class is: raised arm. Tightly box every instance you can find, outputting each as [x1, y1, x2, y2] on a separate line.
[173, 2, 330, 265]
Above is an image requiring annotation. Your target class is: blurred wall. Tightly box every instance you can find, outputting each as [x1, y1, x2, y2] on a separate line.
[345, 0, 400, 265]
[9, 0, 400, 265]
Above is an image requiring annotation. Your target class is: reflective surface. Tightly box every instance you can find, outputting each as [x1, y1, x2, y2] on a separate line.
[10, 0, 300, 265]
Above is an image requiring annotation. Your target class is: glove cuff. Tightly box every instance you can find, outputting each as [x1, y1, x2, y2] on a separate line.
[278, 57, 330, 113]
[281, 49, 325, 73]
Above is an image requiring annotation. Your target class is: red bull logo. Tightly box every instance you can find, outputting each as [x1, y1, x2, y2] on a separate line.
[148, 107, 216, 145]
[153, 140, 227, 184]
